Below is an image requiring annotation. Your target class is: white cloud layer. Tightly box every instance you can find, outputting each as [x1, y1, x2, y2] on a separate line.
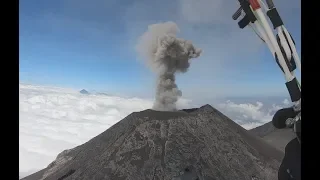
[19, 83, 290, 177]
[216, 99, 291, 130]
[19, 83, 193, 177]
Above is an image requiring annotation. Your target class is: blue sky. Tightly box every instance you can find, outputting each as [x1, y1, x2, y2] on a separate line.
[19, 0, 301, 100]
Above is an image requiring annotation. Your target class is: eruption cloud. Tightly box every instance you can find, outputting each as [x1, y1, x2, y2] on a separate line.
[136, 21, 202, 111]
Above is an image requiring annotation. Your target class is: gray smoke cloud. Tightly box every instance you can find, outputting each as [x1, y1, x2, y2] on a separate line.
[136, 21, 202, 111]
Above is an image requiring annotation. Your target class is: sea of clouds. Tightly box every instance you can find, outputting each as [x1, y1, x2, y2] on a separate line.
[19, 83, 290, 178]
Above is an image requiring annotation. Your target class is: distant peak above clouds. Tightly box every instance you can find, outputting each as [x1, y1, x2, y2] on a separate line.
[79, 89, 89, 94]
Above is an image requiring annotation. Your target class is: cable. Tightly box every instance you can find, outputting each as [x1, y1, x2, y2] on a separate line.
[249, 24, 265, 42]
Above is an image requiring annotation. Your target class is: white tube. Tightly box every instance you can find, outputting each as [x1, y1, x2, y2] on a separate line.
[277, 27, 292, 61]
[277, 27, 297, 78]
[258, 1, 301, 75]
[253, 20, 297, 79]
[252, 9, 296, 78]
[252, 21, 275, 55]
[255, 8, 294, 82]
[282, 26, 302, 72]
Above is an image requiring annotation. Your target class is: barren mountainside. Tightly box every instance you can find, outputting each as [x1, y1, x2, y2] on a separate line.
[22, 105, 284, 180]
[249, 121, 296, 152]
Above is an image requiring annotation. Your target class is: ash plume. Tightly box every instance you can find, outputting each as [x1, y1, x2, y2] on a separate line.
[136, 21, 202, 111]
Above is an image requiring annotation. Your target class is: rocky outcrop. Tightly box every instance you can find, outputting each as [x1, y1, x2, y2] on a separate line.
[22, 105, 283, 180]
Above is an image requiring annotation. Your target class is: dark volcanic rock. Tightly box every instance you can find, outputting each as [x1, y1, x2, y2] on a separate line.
[249, 122, 296, 152]
[22, 104, 283, 180]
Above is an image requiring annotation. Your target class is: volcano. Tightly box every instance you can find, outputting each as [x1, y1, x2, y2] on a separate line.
[22, 104, 283, 180]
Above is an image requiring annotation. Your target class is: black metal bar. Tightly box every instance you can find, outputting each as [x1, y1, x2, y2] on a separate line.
[232, 7, 243, 20]
[265, 0, 275, 9]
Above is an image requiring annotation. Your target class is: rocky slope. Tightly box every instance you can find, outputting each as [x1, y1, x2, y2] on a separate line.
[22, 105, 283, 180]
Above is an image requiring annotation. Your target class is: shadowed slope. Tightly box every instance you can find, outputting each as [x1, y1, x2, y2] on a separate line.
[250, 121, 296, 152]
